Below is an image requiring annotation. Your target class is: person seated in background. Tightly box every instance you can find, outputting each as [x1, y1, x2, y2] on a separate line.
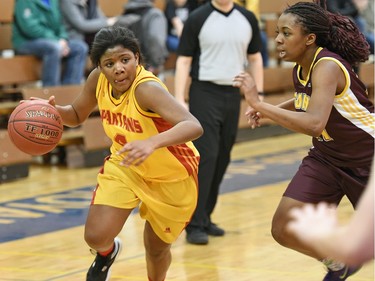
[164, 0, 192, 52]
[115, 0, 169, 76]
[60, 0, 118, 50]
[12, 0, 88, 86]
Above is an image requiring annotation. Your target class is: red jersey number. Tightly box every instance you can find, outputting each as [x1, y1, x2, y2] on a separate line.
[114, 134, 127, 146]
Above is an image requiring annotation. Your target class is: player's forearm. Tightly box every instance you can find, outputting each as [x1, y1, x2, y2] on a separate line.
[149, 120, 203, 149]
[55, 104, 83, 127]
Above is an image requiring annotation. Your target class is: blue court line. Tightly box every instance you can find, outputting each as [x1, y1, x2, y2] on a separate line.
[0, 147, 307, 243]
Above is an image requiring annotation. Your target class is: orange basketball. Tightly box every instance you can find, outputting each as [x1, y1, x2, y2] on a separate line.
[7, 100, 64, 156]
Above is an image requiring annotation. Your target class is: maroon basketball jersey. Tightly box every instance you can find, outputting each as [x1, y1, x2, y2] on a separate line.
[292, 47, 374, 167]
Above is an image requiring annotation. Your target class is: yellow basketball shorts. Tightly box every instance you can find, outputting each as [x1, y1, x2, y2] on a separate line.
[92, 157, 198, 244]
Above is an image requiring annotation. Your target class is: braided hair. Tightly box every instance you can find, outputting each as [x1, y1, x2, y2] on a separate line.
[283, 0, 370, 66]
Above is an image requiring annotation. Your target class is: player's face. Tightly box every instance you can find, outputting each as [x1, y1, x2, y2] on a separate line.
[99, 45, 139, 96]
[275, 13, 311, 63]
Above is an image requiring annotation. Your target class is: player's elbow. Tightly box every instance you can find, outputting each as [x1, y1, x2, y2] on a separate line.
[305, 120, 326, 137]
[194, 123, 204, 140]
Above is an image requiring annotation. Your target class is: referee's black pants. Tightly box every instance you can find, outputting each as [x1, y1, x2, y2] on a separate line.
[187, 80, 241, 231]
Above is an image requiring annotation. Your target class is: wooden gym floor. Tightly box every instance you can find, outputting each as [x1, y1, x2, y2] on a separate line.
[0, 132, 373, 281]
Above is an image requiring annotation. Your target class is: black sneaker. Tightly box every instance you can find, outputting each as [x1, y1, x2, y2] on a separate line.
[186, 229, 209, 245]
[323, 265, 361, 281]
[206, 223, 225, 236]
[86, 237, 123, 281]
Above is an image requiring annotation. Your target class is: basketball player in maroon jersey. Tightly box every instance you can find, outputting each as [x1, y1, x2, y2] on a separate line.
[233, 1, 374, 280]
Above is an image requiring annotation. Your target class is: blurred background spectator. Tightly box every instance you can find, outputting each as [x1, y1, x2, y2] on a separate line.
[353, 0, 374, 54]
[12, 0, 88, 86]
[164, 0, 192, 52]
[60, 0, 119, 50]
[327, 0, 374, 55]
[116, 0, 169, 76]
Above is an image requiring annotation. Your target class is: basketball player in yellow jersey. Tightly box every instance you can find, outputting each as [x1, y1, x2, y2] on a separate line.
[47, 26, 203, 281]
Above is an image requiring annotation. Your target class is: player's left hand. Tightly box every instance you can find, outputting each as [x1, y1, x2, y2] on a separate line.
[232, 72, 261, 107]
[245, 106, 262, 129]
[117, 139, 155, 167]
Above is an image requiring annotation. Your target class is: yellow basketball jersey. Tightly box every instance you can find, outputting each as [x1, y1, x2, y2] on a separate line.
[96, 65, 200, 182]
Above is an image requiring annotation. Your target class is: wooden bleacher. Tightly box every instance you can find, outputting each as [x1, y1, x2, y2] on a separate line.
[0, 56, 41, 95]
[0, 0, 42, 112]
[0, 129, 32, 182]
[98, 0, 166, 16]
[97, 0, 126, 17]
[259, 0, 308, 15]
[0, 0, 42, 181]
[0, 0, 14, 24]
[0, 24, 12, 51]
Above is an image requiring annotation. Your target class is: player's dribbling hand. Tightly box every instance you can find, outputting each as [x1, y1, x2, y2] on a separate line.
[19, 96, 55, 106]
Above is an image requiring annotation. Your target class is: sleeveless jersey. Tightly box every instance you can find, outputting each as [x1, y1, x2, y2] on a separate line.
[293, 47, 374, 167]
[96, 65, 200, 182]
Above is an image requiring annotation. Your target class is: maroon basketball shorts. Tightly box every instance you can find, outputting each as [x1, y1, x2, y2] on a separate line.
[283, 148, 370, 208]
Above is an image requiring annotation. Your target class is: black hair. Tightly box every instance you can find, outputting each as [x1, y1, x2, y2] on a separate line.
[90, 25, 143, 67]
[283, 0, 370, 65]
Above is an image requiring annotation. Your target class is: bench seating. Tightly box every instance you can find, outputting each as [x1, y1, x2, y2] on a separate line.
[98, 0, 166, 16]
[0, 24, 42, 99]
[0, 4, 43, 97]
[0, 0, 14, 24]
[0, 129, 32, 183]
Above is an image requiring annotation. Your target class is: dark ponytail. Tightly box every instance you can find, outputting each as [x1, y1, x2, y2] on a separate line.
[284, 0, 370, 65]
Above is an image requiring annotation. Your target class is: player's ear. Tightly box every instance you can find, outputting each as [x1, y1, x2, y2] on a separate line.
[306, 33, 316, 46]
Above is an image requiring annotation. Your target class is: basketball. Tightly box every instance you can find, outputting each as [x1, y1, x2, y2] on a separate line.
[7, 100, 64, 156]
